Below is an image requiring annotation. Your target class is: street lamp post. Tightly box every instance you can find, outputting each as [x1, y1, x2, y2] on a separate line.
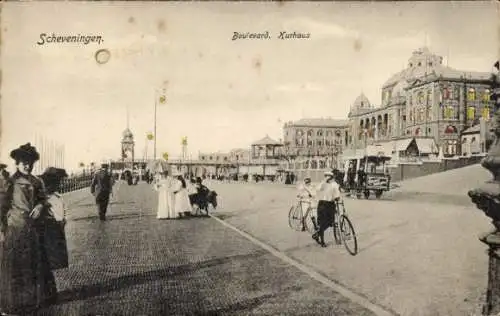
[468, 61, 500, 315]
[154, 96, 158, 161]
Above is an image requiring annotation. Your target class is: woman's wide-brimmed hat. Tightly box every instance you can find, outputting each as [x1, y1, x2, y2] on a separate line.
[10, 143, 40, 163]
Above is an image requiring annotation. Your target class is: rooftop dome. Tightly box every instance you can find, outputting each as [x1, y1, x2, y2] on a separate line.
[382, 47, 443, 88]
[122, 128, 134, 138]
[352, 93, 371, 109]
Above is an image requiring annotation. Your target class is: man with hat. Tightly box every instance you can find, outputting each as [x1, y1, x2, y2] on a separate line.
[90, 163, 114, 221]
[312, 169, 341, 247]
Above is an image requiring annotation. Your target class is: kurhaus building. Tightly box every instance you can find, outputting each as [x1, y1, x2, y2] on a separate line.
[282, 47, 495, 167]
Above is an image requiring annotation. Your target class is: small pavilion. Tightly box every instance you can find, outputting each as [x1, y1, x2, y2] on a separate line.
[251, 135, 283, 159]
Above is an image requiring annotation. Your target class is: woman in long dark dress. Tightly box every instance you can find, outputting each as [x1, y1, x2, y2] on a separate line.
[0, 143, 57, 315]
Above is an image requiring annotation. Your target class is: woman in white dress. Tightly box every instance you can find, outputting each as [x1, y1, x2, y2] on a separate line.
[172, 175, 193, 218]
[154, 171, 175, 219]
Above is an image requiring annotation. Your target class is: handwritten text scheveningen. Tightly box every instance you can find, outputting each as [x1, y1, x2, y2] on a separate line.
[37, 33, 104, 45]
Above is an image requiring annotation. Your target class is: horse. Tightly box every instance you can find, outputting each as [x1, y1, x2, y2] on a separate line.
[189, 189, 218, 216]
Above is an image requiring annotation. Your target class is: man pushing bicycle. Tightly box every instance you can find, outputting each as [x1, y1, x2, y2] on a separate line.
[312, 170, 341, 247]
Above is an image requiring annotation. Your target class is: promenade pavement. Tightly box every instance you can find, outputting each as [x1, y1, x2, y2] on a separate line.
[38, 183, 375, 315]
[208, 166, 492, 316]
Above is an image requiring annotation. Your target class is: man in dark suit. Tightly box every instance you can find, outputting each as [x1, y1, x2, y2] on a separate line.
[90, 163, 114, 221]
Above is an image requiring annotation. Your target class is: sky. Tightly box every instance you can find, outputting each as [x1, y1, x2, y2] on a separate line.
[1, 1, 498, 172]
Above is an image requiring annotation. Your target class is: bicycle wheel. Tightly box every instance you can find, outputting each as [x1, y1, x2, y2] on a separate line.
[340, 215, 358, 256]
[332, 210, 342, 245]
[288, 205, 303, 231]
[304, 207, 317, 234]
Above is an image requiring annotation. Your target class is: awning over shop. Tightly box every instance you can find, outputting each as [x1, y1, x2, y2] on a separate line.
[415, 138, 438, 154]
[395, 138, 413, 152]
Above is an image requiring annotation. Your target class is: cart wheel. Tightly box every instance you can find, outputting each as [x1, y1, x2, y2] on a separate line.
[364, 191, 370, 199]
[375, 190, 383, 199]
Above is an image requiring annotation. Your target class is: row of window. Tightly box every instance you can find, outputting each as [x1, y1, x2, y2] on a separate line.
[401, 103, 491, 126]
[200, 155, 243, 161]
[404, 125, 456, 136]
[357, 127, 391, 140]
[440, 104, 491, 121]
[295, 139, 344, 147]
[292, 129, 344, 137]
[408, 88, 491, 106]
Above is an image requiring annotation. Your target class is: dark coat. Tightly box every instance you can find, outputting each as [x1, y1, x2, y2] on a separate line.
[90, 169, 113, 199]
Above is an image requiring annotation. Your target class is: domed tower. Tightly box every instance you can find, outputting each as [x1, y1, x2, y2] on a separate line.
[121, 127, 135, 163]
[348, 93, 372, 151]
[348, 93, 372, 117]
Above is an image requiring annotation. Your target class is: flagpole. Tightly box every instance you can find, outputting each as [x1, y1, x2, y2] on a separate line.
[154, 90, 157, 161]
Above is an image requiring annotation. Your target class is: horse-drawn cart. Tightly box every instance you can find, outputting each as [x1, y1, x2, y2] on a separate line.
[342, 148, 392, 199]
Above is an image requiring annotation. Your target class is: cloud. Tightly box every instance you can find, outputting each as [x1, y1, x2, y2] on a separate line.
[282, 18, 359, 40]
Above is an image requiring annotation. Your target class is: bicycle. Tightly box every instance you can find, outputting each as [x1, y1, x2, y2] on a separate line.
[288, 196, 317, 234]
[330, 198, 358, 256]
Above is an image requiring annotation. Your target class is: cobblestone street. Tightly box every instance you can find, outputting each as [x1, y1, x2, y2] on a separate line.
[205, 167, 491, 316]
[40, 183, 375, 316]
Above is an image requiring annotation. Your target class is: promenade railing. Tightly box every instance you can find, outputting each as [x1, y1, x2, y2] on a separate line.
[59, 174, 93, 194]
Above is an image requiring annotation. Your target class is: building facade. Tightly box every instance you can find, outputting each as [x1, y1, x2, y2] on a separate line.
[281, 47, 495, 168]
[282, 118, 350, 157]
[347, 47, 494, 158]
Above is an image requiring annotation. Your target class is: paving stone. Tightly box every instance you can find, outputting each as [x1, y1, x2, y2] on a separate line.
[37, 182, 375, 315]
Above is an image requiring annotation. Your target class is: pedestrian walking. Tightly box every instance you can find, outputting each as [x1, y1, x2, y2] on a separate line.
[154, 171, 175, 220]
[312, 170, 341, 247]
[0, 143, 56, 314]
[39, 167, 70, 271]
[172, 173, 193, 218]
[90, 163, 114, 221]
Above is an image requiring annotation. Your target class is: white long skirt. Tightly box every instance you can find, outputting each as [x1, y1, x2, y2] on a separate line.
[157, 187, 175, 219]
[174, 189, 193, 215]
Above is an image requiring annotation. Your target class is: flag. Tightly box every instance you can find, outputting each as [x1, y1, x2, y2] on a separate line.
[146, 132, 154, 140]
[467, 106, 476, 120]
[181, 137, 188, 146]
[158, 88, 167, 105]
[162, 152, 169, 161]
